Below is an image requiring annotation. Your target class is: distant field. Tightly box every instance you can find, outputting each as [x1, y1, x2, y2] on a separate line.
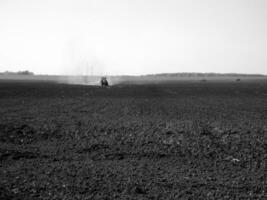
[0, 79, 266, 199]
[1, 74, 266, 86]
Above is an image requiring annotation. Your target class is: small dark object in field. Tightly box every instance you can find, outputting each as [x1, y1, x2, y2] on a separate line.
[236, 78, 241, 82]
[100, 77, 109, 87]
[201, 79, 207, 82]
[133, 185, 147, 194]
[165, 130, 175, 135]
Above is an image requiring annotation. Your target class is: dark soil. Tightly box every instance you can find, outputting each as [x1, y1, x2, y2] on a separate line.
[0, 79, 266, 199]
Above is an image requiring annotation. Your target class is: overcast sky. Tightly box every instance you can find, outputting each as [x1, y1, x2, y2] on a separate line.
[0, 0, 266, 75]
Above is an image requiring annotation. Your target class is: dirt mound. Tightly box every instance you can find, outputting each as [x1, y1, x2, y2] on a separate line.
[0, 123, 62, 144]
[0, 124, 36, 144]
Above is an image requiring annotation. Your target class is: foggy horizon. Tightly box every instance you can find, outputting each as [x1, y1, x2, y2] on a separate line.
[1, 0, 267, 75]
[1, 70, 267, 77]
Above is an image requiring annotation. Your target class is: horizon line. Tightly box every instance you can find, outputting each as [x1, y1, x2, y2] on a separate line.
[1, 71, 266, 77]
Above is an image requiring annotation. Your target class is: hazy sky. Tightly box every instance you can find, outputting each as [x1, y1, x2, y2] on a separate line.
[0, 0, 266, 75]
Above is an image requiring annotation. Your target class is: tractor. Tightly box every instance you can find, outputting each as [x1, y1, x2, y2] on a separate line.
[100, 77, 109, 87]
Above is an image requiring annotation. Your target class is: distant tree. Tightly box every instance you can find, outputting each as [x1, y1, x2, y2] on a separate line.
[17, 70, 34, 75]
[145, 72, 265, 78]
[0, 70, 34, 75]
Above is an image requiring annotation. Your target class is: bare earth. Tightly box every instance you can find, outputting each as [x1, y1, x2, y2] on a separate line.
[0, 78, 266, 199]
